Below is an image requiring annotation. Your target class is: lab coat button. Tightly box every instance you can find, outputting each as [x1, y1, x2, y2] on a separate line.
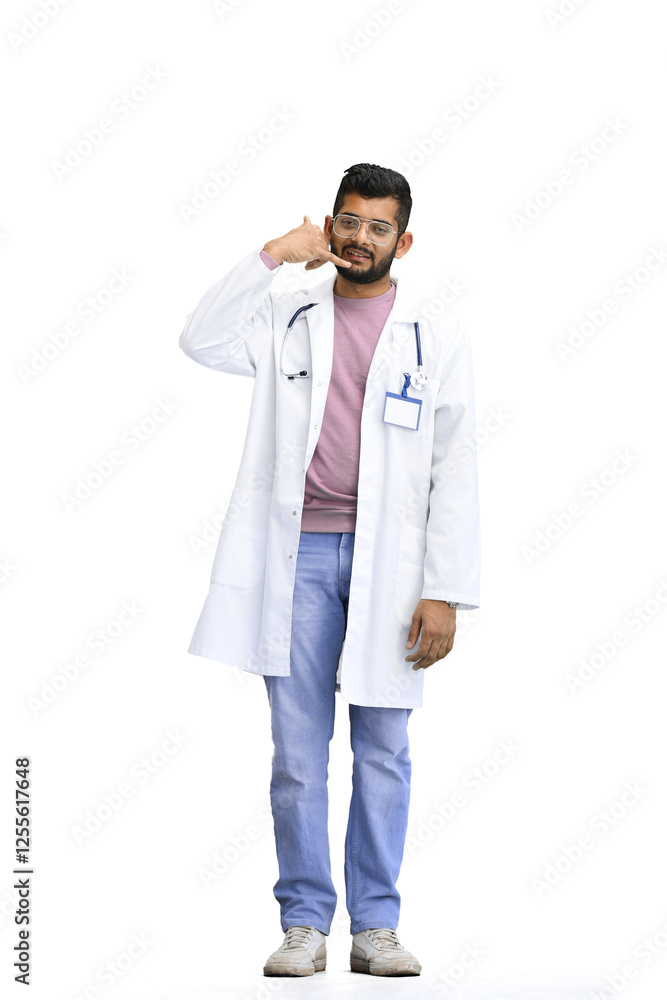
[317, 381, 322, 386]
[292, 510, 297, 515]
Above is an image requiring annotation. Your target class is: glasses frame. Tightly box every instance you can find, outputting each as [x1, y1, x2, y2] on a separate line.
[332, 213, 402, 246]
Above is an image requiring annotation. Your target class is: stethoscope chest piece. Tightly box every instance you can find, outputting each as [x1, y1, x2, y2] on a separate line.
[409, 367, 429, 391]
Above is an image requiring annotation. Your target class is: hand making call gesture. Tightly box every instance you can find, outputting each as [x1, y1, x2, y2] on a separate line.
[263, 216, 352, 271]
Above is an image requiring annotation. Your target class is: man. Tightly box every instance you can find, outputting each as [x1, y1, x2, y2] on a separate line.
[179, 163, 480, 977]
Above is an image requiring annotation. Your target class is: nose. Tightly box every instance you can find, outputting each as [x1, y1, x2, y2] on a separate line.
[350, 222, 373, 250]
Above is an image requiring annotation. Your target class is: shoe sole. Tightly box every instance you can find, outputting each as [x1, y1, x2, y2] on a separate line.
[264, 959, 326, 976]
[350, 956, 420, 976]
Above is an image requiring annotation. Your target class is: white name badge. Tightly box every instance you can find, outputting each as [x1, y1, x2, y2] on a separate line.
[383, 391, 422, 431]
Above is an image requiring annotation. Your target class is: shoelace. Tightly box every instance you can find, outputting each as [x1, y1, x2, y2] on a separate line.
[365, 927, 402, 951]
[283, 925, 315, 950]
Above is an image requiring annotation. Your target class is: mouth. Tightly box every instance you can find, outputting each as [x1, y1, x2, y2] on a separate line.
[345, 248, 372, 262]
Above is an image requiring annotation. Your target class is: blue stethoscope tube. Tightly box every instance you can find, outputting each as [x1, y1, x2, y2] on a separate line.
[281, 304, 317, 378]
[281, 303, 424, 392]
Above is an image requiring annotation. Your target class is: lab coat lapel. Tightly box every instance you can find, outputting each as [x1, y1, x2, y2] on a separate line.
[366, 276, 421, 382]
[303, 272, 335, 390]
[301, 274, 335, 471]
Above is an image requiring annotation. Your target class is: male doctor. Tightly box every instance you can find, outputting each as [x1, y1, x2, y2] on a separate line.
[179, 163, 480, 977]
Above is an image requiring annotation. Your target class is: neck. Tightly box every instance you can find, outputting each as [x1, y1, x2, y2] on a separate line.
[333, 274, 393, 298]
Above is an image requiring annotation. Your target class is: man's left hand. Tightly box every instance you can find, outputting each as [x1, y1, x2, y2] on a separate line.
[404, 599, 456, 670]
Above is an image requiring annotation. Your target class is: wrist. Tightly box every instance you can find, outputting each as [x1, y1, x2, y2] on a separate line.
[262, 240, 284, 265]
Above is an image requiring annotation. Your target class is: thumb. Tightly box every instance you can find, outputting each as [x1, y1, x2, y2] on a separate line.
[406, 616, 420, 648]
[303, 215, 311, 225]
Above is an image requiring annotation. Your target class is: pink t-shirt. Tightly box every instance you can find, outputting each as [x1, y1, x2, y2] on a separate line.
[259, 249, 395, 532]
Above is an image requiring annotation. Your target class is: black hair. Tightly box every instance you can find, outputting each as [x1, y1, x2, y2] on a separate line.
[332, 162, 412, 235]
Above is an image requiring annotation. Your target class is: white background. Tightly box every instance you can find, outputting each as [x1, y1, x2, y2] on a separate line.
[2, 1, 666, 998]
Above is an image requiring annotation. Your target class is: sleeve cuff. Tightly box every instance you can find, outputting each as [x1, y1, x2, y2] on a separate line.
[259, 249, 281, 271]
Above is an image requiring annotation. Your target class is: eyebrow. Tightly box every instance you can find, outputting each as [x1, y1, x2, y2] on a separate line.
[341, 212, 394, 227]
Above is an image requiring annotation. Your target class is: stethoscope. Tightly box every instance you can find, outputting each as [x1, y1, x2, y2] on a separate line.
[280, 303, 430, 394]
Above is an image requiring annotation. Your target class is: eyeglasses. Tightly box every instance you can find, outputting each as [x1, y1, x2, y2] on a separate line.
[332, 214, 400, 246]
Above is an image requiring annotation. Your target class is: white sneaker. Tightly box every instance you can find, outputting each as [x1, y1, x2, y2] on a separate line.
[263, 925, 327, 976]
[350, 927, 421, 976]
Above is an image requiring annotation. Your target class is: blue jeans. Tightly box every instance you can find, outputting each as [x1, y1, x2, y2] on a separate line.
[264, 530, 413, 936]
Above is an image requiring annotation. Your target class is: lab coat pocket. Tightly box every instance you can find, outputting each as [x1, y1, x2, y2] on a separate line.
[395, 522, 427, 628]
[210, 522, 268, 590]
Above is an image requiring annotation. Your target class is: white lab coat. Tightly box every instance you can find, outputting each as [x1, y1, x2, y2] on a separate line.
[179, 244, 480, 708]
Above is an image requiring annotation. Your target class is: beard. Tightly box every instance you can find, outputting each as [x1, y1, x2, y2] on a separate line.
[331, 239, 398, 285]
